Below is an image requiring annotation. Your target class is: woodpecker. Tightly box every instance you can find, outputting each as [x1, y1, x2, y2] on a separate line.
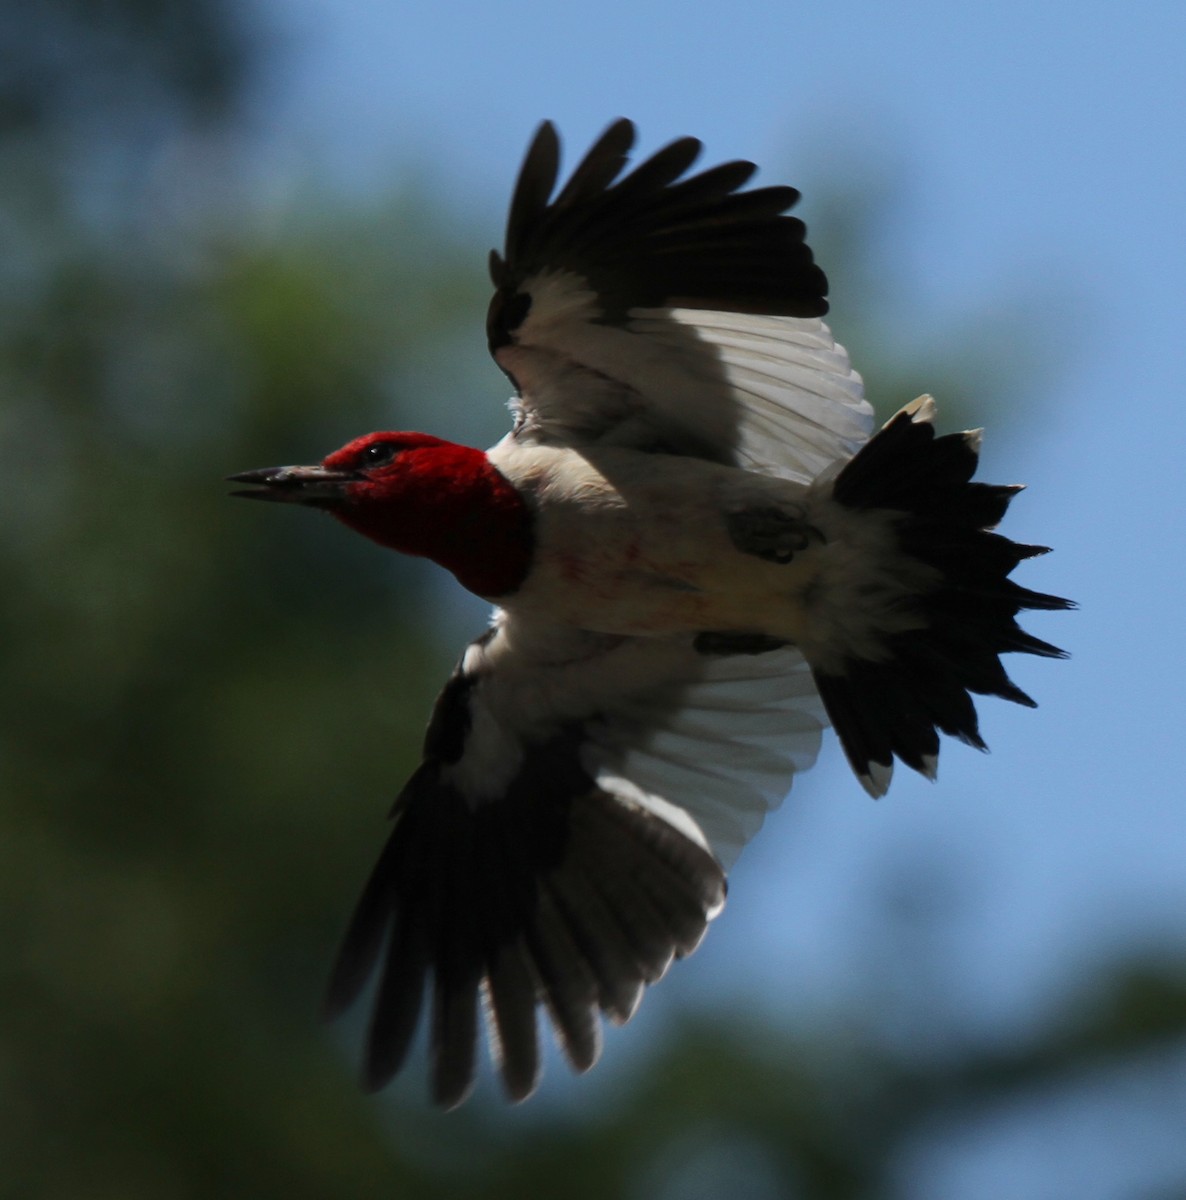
[230, 120, 1071, 1108]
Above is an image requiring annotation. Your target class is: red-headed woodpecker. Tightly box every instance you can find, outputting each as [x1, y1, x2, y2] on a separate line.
[230, 120, 1071, 1108]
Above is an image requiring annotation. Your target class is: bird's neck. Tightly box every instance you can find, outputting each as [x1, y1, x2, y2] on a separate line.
[335, 443, 534, 598]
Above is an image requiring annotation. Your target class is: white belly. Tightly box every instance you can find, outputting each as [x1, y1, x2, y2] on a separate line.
[491, 443, 822, 640]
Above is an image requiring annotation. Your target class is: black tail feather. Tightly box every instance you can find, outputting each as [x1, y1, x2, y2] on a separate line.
[816, 399, 1073, 795]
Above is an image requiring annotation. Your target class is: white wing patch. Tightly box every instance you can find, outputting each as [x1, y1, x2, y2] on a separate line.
[499, 269, 871, 480]
[442, 616, 826, 871]
[641, 310, 871, 482]
[588, 646, 824, 868]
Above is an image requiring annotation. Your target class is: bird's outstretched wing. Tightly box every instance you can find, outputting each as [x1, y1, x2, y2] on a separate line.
[487, 119, 871, 483]
[323, 613, 824, 1107]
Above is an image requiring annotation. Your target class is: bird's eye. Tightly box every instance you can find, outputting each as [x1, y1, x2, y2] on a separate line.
[361, 442, 399, 468]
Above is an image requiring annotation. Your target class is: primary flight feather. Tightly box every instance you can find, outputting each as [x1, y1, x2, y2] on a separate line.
[230, 119, 1071, 1108]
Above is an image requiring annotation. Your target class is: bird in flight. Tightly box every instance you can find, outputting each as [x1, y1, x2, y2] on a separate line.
[230, 119, 1071, 1108]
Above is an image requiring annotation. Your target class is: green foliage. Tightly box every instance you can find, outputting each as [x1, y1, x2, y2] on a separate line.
[0, 202, 463, 1200]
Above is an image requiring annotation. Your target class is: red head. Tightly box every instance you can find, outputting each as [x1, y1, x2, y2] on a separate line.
[229, 432, 533, 598]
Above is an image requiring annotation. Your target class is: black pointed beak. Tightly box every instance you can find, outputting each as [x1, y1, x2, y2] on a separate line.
[226, 465, 360, 507]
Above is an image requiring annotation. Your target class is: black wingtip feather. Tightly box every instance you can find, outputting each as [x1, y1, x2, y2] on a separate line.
[551, 118, 637, 210]
[360, 910, 429, 1093]
[525, 890, 602, 1074]
[484, 948, 541, 1103]
[502, 121, 562, 267]
[818, 404, 1072, 789]
[322, 813, 412, 1023]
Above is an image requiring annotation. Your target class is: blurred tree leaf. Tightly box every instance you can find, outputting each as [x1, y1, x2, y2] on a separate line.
[0, 0, 254, 137]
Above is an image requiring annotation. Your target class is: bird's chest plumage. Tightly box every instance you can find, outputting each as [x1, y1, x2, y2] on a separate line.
[490, 442, 818, 638]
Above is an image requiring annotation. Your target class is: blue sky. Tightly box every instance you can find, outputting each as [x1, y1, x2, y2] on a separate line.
[248, 0, 1185, 1187]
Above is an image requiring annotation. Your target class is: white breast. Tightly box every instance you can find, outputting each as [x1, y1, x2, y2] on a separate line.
[487, 439, 821, 639]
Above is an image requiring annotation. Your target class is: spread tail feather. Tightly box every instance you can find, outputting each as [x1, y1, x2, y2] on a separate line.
[813, 396, 1073, 797]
